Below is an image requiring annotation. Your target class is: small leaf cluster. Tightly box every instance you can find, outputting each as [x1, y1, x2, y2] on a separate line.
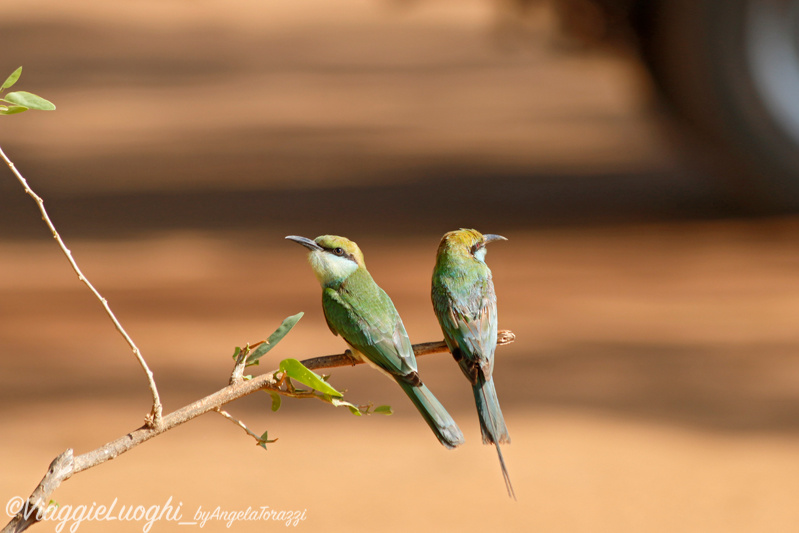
[1, 67, 55, 115]
[232, 312, 391, 418]
[229, 312, 393, 451]
[276, 358, 392, 417]
[256, 430, 278, 450]
[231, 312, 305, 370]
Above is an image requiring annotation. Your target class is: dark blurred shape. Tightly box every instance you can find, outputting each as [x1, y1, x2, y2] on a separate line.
[0, 167, 729, 241]
[537, 0, 799, 211]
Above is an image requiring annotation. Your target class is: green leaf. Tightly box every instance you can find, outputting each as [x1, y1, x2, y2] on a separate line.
[329, 396, 362, 416]
[0, 105, 28, 115]
[279, 358, 342, 397]
[373, 405, 393, 415]
[257, 430, 278, 450]
[245, 312, 304, 366]
[268, 391, 281, 412]
[4, 91, 55, 111]
[2, 67, 22, 90]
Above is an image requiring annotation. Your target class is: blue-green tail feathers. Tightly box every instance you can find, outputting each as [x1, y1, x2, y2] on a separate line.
[397, 380, 465, 450]
[474, 375, 515, 499]
[473, 375, 510, 445]
[494, 440, 516, 500]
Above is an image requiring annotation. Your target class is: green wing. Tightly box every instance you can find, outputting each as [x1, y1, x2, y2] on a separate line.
[432, 270, 497, 381]
[322, 271, 417, 378]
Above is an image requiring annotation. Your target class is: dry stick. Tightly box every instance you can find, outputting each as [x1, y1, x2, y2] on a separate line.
[1, 332, 515, 533]
[0, 139, 517, 532]
[0, 145, 163, 428]
[300, 329, 517, 371]
[214, 408, 271, 444]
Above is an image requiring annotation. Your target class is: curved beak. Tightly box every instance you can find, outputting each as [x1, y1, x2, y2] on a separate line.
[483, 234, 507, 244]
[285, 235, 323, 251]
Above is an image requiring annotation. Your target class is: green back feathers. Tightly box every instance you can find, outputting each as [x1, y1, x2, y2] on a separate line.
[321, 251, 418, 379]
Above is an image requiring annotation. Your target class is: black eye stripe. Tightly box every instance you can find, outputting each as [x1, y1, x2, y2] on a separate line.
[324, 246, 354, 261]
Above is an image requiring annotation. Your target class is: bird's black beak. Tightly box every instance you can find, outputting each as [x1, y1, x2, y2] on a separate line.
[285, 235, 323, 251]
[483, 234, 508, 244]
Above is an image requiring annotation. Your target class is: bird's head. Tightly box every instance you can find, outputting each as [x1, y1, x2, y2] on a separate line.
[286, 234, 365, 287]
[436, 228, 507, 264]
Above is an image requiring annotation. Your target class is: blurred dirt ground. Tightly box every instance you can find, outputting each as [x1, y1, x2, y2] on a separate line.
[3, 1, 799, 532]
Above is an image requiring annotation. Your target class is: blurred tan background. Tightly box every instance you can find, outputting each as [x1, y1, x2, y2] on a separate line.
[3, 1, 799, 532]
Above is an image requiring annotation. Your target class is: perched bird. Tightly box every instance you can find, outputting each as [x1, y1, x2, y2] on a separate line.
[431, 229, 515, 498]
[286, 234, 465, 450]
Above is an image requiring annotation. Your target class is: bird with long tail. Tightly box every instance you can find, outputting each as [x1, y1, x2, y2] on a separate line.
[287, 234, 465, 450]
[431, 229, 515, 498]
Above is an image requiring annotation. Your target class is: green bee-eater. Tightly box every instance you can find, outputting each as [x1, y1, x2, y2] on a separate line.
[431, 229, 515, 498]
[286, 234, 465, 450]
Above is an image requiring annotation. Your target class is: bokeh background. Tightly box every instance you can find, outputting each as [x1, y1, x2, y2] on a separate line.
[3, 1, 799, 531]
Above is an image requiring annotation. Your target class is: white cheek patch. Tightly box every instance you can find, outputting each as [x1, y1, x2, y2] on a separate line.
[308, 250, 358, 284]
[474, 246, 487, 262]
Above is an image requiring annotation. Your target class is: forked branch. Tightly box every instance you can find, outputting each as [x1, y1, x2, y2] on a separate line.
[1, 332, 515, 533]
[1, 139, 518, 533]
[0, 145, 163, 427]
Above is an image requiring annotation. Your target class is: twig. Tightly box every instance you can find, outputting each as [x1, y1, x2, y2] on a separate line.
[229, 346, 251, 386]
[300, 329, 517, 370]
[214, 408, 273, 446]
[0, 145, 163, 428]
[1, 332, 514, 533]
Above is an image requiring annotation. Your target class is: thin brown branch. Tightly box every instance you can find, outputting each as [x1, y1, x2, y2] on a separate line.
[214, 408, 268, 444]
[0, 145, 163, 427]
[1, 332, 514, 533]
[300, 329, 517, 370]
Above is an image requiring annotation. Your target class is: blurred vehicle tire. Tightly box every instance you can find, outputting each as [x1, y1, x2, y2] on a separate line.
[635, 0, 799, 211]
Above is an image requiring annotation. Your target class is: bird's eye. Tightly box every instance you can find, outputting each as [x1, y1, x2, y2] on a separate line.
[334, 247, 344, 256]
